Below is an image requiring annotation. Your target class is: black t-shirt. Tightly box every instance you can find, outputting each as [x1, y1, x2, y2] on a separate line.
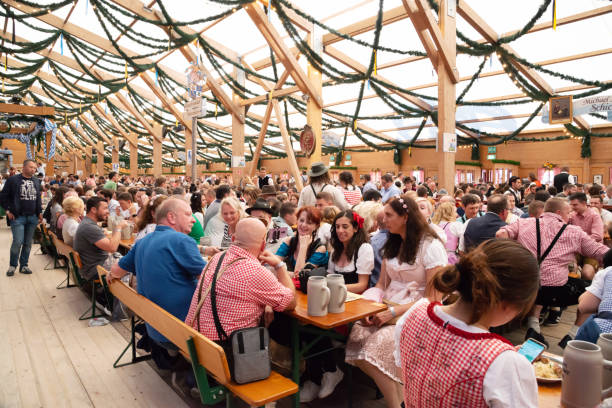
[17, 175, 38, 216]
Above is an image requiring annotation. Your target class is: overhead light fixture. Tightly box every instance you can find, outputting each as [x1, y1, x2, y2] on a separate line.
[301, 94, 310, 102]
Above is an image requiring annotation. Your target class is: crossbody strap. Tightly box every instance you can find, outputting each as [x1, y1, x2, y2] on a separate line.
[191, 252, 244, 333]
[210, 255, 248, 341]
[536, 218, 568, 265]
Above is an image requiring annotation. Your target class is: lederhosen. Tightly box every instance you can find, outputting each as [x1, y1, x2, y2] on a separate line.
[534, 219, 586, 307]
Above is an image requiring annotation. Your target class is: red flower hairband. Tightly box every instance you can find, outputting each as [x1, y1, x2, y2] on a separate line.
[352, 212, 364, 229]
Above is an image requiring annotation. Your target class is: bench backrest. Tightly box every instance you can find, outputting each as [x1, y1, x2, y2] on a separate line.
[50, 231, 73, 259]
[96, 266, 232, 385]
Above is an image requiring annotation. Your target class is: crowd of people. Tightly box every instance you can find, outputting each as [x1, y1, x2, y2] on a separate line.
[3, 159, 612, 407]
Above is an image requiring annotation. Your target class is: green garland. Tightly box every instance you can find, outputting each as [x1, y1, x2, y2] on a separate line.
[491, 159, 521, 166]
[455, 161, 482, 167]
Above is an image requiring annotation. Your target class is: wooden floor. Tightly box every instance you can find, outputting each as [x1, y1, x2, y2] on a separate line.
[0, 221, 574, 408]
[0, 222, 189, 408]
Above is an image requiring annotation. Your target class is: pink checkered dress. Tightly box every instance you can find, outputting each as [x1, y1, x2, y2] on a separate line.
[399, 301, 513, 408]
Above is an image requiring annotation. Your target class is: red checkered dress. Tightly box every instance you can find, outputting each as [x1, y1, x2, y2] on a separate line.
[185, 246, 294, 340]
[399, 301, 513, 408]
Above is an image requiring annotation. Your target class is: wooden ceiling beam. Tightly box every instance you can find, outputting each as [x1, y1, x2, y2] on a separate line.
[0, 103, 54, 116]
[3, 0, 186, 87]
[244, 2, 323, 108]
[92, 104, 138, 148]
[79, 113, 113, 145]
[402, 0, 438, 68]
[457, 1, 553, 95]
[325, 45, 432, 111]
[112, 93, 163, 143]
[413, 0, 459, 83]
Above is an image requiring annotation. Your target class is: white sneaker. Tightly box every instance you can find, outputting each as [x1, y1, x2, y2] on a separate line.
[318, 367, 344, 399]
[300, 380, 320, 403]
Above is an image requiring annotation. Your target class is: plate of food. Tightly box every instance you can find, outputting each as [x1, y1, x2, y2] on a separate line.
[533, 357, 563, 383]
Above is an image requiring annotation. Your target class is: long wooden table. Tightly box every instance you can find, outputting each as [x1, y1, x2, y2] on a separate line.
[285, 292, 386, 408]
[104, 230, 135, 249]
[538, 382, 561, 407]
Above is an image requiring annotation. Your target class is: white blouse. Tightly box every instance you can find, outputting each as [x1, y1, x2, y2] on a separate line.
[135, 223, 156, 242]
[394, 299, 538, 408]
[62, 217, 80, 246]
[327, 243, 374, 275]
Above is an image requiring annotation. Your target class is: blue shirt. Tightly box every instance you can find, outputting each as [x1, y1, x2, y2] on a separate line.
[276, 241, 328, 271]
[118, 225, 206, 343]
[381, 184, 402, 203]
[369, 229, 389, 287]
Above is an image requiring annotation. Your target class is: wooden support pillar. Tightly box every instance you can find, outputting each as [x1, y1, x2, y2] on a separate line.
[129, 133, 138, 178]
[96, 141, 105, 176]
[86, 146, 93, 174]
[232, 66, 246, 184]
[111, 136, 119, 173]
[45, 131, 55, 177]
[436, 0, 457, 192]
[152, 123, 163, 177]
[583, 156, 591, 184]
[307, 26, 323, 165]
[184, 126, 193, 179]
[72, 153, 78, 175]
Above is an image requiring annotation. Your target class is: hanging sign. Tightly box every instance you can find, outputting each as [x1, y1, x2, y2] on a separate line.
[112, 163, 119, 172]
[184, 98, 206, 120]
[487, 146, 496, 153]
[187, 150, 192, 165]
[299, 125, 315, 157]
[443, 132, 457, 153]
[231, 155, 245, 168]
[542, 95, 612, 123]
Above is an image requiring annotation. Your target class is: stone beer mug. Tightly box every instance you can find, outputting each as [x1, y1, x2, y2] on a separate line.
[562, 340, 612, 408]
[598, 333, 612, 391]
[326, 274, 347, 314]
[307, 276, 330, 317]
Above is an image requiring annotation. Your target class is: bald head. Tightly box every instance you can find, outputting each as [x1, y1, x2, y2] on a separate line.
[233, 218, 267, 251]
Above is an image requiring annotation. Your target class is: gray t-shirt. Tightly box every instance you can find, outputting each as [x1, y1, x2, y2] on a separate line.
[74, 217, 107, 280]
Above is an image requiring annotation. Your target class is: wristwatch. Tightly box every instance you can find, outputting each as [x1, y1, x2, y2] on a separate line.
[274, 261, 286, 270]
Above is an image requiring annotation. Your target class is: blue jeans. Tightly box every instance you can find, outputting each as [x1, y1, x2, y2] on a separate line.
[9, 215, 39, 268]
[575, 314, 602, 344]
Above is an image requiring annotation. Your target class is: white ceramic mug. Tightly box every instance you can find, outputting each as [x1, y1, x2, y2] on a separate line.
[307, 276, 330, 317]
[326, 274, 347, 314]
[598, 333, 612, 391]
[562, 340, 612, 408]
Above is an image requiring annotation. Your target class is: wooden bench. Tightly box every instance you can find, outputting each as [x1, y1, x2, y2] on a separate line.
[69, 252, 112, 321]
[49, 231, 77, 289]
[97, 266, 298, 407]
[40, 223, 62, 270]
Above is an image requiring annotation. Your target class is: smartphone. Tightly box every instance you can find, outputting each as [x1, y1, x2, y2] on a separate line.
[518, 338, 547, 363]
[267, 227, 289, 243]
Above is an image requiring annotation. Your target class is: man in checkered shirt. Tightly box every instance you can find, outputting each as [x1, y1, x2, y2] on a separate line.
[186, 217, 296, 341]
[497, 198, 612, 348]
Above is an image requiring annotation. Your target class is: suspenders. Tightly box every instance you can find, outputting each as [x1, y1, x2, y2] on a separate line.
[536, 218, 568, 265]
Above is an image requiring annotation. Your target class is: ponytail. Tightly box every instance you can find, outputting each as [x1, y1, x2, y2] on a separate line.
[427, 239, 539, 325]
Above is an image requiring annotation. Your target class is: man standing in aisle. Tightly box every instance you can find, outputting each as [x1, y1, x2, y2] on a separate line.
[256, 167, 274, 189]
[0, 159, 43, 276]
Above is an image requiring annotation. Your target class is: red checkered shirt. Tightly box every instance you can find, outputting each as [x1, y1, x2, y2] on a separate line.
[570, 208, 604, 242]
[499, 212, 609, 287]
[185, 245, 294, 340]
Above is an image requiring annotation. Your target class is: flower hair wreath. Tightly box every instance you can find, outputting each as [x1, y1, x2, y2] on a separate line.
[395, 194, 409, 212]
[352, 212, 365, 229]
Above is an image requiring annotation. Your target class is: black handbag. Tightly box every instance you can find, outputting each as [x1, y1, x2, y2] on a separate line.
[205, 252, 272, 384]
[297, 263, 328, 294]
